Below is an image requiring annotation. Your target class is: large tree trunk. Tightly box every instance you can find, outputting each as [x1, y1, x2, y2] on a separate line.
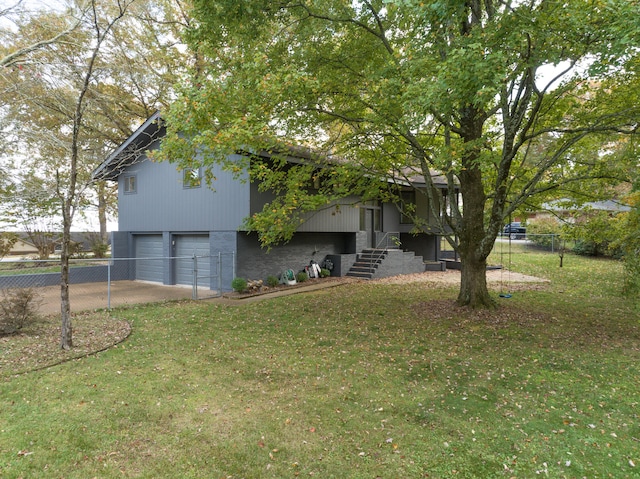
[456, 195, 495, 308]
[456, 106, 495, 308]
[457, 249, 494, 308]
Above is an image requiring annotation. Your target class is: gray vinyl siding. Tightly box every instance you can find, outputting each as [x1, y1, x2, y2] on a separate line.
[249, 181, 275, 217]
[249, 181, 361, 232]
[118, 150, 250, 233]
[298, 196, 361, 232]
[382, 188, 441, 233]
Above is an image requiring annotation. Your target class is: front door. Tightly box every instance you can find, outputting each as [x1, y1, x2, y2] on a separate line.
[366, 209, 375, 248]
[360, 202, 381, 249]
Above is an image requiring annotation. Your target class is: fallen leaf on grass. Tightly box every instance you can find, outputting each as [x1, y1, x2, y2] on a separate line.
[1, 312, 130, 377]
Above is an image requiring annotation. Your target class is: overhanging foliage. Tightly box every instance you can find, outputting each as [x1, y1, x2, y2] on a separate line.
[159, 0, 640, 306]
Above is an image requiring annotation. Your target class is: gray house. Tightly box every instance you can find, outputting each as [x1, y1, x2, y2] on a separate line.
[93, 112, 452, 292]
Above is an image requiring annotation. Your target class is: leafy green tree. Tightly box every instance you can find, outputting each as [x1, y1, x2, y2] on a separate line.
[526, 217, 563, 251]
[1, 0, 195, 348]
[564, 210, 620, 257]
[0, 1, 83, 70]
[0, 232, 18, 260]
[160, 0, 639, 307]
[611, 191, 640, 296]
[0, 1, 136, 348]
[2, 172, 61, 259]
[1, 0, 193, 241]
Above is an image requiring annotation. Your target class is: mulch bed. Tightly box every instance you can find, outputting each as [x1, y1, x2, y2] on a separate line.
[221, 276, 350, 299]
[1, 311, 131, 378]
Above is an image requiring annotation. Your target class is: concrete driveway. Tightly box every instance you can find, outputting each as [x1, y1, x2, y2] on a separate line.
[35, 278, 351, 316]
[35, 281, 217, 316]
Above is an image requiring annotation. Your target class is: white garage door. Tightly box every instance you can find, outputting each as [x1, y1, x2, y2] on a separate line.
[134, 234, 163, 283]
[175, 235, 210, 287]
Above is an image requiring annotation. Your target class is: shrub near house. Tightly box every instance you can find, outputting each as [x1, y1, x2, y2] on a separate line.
[528, 212, 625, 258]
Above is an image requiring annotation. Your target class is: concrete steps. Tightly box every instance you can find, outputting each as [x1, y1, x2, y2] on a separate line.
[346, 249, 386, 279]
[346, 248, 432, 279]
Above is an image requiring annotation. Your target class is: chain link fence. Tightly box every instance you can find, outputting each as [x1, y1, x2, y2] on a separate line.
[0, 253, 235, 315]
[495, 234, 566, 253]
[438, 234, 568, 268]
[2, 236, 577, 316]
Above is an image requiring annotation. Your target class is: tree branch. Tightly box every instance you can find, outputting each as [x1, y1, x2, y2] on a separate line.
[1, 8, 84, 68]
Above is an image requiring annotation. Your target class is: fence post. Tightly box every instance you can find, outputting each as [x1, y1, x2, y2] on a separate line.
[192, 254, 198, 300]
[218, 252, 222, 297]
[107, 259, 112, 310]
[551, 234, 555, 254]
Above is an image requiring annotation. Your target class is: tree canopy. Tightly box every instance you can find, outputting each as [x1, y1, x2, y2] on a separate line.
[158, 0, 639, 307]
[0, 0, 194, 236]
[0, 0, 195, 348]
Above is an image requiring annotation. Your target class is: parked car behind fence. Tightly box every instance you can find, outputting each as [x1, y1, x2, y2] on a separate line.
[503, 222, 526, 240]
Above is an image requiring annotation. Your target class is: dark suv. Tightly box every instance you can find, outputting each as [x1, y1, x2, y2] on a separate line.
[503, 222, 526, 240]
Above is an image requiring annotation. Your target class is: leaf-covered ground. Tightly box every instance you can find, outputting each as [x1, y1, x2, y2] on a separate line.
[0, 270, 544, 378]
[1, 259, 638, 478]
[0, 312, 130, 378]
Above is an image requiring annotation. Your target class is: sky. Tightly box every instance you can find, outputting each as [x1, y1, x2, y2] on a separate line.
[0, 0, 64, 28]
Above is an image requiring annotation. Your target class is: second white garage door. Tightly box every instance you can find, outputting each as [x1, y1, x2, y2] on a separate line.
[175, 235, 211, 288]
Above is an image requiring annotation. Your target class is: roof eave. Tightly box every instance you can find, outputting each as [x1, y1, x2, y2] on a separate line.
[92, 111, 163, 181]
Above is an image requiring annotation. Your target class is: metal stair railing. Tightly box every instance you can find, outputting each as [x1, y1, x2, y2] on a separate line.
[374, 232, 400, 251]
[355, 232, 401, 277]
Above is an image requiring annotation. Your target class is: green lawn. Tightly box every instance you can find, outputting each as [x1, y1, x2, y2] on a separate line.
[1, 250, 638, 478]
[0, 259, 110, 276]
[0, 261, 62, 276]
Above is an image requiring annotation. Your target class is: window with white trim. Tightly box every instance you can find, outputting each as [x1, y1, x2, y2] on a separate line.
[124, 175, 136, 194]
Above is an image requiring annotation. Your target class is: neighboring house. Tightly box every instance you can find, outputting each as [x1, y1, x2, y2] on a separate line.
[530, 199, 632, 223]
[53, 233, 111, 255]
[6, 236, 39, 257]
[1, 232, 108, 257]
[93, 112, 453, 291]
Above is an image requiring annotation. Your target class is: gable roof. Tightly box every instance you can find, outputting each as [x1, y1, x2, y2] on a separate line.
[583, 200, 631, 213]
[92, 111, 164, 181]
[249, 146, 451, 189]
[94, 112, 452, 189]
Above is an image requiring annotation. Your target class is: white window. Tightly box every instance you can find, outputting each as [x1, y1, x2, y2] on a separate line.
[124, 175, 136, 194]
